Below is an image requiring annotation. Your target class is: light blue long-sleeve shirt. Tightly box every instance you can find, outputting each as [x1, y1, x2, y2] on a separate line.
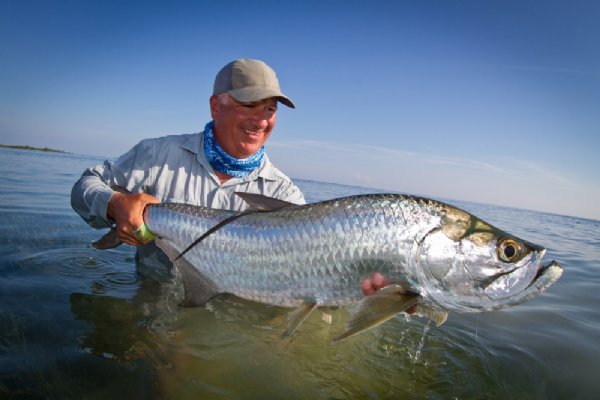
[71, 129, 305, 278]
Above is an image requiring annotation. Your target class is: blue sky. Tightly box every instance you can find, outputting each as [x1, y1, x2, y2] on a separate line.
[1, 0, 599, 220]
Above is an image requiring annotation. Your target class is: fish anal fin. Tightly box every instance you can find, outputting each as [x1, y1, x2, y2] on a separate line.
[284, 301, 318, 337]
[235, 192, 296, 211]
[332, 285, 420, 343]
[156, 239, 219, 306]
[92, 228, 121, 249]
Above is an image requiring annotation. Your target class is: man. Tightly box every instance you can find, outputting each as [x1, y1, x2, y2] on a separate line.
[72, 58, 304, 277]
[72, 58, 386, 293]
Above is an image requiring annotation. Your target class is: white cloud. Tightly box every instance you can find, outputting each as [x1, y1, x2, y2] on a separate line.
[268, 138, 600, 220]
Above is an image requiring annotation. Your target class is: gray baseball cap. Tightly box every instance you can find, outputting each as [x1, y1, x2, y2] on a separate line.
[213, 59, 295, 108]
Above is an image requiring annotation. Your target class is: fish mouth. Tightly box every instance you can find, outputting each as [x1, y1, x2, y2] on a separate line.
[488, 260, 563, 309]
[477, 260, 563, 311]
[528, 260, 563, 290]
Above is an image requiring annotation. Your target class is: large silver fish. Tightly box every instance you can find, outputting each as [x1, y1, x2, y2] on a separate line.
[94, 192, 563, 341]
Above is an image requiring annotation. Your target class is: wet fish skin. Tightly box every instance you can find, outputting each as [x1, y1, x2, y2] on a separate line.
[93, 192, 562, 339]
[139, 193, 561, 338]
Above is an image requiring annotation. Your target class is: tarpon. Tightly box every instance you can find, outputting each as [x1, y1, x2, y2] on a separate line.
[94, 192, 563, 341]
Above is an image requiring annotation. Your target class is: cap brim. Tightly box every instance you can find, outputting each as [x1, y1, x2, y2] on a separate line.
[229, 87, 295, 108]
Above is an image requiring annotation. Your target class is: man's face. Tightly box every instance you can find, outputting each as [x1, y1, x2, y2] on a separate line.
[210, 95, 278, 159]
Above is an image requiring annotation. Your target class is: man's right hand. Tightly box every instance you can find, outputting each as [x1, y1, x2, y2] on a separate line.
[107, 192, 160, 246]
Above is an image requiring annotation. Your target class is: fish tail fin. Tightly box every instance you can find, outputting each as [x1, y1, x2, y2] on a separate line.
[91, 185, 131, 249]
[92, 228, 122, 249]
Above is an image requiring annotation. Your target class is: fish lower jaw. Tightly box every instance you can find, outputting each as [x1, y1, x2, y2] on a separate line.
[530, 260, 563, 288]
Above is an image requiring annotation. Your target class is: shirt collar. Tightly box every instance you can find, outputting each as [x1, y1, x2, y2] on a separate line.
[180, 131, 279, 182]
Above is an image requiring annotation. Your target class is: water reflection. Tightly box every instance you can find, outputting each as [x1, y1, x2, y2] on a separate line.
[2, 149, 599, 399]
[70, 291, 166, 365]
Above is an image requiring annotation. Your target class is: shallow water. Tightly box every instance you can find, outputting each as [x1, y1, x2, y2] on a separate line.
[1, 147, 599, 399]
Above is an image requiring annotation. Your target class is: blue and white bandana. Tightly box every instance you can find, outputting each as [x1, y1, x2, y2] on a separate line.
[203, 121, 265, 178]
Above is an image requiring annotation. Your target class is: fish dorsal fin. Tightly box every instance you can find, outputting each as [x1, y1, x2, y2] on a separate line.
[235, 192, 296, 211]
[156, 239, 219, 306]
[332, 285, 420, 343]
[174, 192, 296, 259]
[174, 210, 255, 261]
[284, 301, 318, 337]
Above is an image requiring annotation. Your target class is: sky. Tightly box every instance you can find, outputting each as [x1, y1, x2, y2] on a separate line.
[1, 0, 599, 220]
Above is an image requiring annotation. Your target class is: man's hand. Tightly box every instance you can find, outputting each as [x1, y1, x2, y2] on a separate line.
[361, 272, 388, 295]
[107, 192, 160, 246]
[361, 272, 417, 314]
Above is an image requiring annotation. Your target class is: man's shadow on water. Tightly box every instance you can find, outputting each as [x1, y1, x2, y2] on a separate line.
[69, 277, 173, 367]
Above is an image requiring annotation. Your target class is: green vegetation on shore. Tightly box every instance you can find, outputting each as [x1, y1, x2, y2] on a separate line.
[0, 144, 66, 153]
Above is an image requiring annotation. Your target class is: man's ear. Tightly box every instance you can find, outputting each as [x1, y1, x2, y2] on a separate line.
[209, 95, 219, 119]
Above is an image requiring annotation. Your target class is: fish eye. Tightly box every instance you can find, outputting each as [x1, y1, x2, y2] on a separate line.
[497, 238, 522, 262]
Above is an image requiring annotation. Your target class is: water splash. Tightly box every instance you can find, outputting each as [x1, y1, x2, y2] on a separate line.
[410, 320, 431, 366]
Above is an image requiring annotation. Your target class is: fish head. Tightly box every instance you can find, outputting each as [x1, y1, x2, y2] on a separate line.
[416, 206, 562, 312]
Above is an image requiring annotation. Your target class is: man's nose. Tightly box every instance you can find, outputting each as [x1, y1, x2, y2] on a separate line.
[249, 109, 271, 126]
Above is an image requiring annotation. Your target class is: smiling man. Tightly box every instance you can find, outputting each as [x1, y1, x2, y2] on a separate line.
[71, 59, 305, 276]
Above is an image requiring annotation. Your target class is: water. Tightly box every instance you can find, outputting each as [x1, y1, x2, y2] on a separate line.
[1, 147, 599, 399]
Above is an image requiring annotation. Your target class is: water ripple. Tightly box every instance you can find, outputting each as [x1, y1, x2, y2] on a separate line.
[19, 246, 140, 298]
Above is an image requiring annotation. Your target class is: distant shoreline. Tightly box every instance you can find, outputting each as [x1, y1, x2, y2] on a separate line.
[0, 144, 66, 153]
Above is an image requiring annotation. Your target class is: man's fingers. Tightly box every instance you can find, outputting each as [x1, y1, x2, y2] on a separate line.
[108, 192, 160, 246]
[361, 273, 389, 296]
[371, 273, 388, 290]
[361, 279, 375, 295]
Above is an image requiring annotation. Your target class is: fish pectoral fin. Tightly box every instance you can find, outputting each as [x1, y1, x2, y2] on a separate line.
[413, 305, 448, 327]
[92, 228, 122, 249]
[332, 286, 420, 343]
[284, 302, 318, 337]
[234, 192, 296, 211]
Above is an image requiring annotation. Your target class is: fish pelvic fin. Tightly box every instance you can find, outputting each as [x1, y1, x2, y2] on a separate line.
[332, 286, 420, 343]
[320, 307, 333, 325]
[234, 192, 296, 211]
[92, 228, 121, 249]
[284, 301, 318, 338]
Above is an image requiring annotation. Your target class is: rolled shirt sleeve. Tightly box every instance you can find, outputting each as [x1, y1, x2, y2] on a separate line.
[71, 130, 305, 229]
[70, 138, 157, 228]
[71, 130, 306, 277]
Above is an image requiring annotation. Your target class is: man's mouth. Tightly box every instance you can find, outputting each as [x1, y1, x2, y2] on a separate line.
[244, 129, 262, 137]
